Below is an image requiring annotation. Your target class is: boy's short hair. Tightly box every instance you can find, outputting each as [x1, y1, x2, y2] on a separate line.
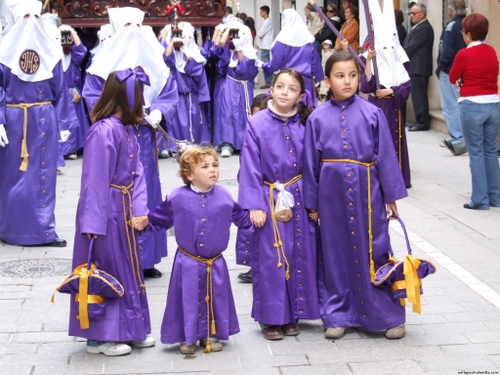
[260, 6, 270, 15]
[178, 146, 218, 185]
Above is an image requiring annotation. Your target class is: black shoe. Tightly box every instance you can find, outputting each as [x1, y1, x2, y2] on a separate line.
[49, 238, 67, 247]
[464, 203, 473, 209]
[408, 124, 430, 131]
[238, 269, 252, 283]
[143, 268, 162, 278]
[444, 140, 457, 156]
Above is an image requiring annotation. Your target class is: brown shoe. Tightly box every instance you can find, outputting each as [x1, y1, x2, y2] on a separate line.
[282, 323, 300, 336]
[180, 343, 196, 355]
[262, 325, 284, 340]
[385, 324, 405, 339]
[199, 337, 223, 352]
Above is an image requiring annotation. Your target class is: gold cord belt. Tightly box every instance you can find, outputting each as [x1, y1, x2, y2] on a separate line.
[110, 181, 146, 295]
[6, 101, 51, 172]
[178, 246, 222, 353]
[321, 159, 377, 282]
[263, 174, 303, 281]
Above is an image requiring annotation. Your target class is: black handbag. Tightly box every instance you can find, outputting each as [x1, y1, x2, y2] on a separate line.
[372, 215, 436, 314]
[52, 238, 125, 329]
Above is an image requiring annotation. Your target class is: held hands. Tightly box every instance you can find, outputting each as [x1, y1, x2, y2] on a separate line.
[133, 216, 149, 231]
[386, 202, 399, 219]
[250, 209, 267, 228]
[0, 124, 9, 147]
[308, 209, 319, 222]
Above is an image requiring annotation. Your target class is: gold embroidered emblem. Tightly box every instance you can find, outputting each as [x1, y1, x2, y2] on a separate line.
[19, 50, 40, 75]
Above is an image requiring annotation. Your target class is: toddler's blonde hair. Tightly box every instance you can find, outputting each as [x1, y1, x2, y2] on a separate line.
[178, 146, 218, 185]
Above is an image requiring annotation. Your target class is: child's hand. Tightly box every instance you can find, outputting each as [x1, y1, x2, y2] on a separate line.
[341, 39, 349, 51]
[386, 202, 399, 218]
[375, 88, 393, 98]
[308, 209, 319, 222]
[366, 48, 377, 60]
[250, 209, 267, 228]
[133, 216, 149, 231]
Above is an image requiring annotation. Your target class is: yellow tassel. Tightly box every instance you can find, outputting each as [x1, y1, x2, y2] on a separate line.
[211, 320, 216, 334]
[203, 341, 211, 353]
[19, 140, 28, 171]
[285, 269, 290, 281]
[277, 262, 282, 268]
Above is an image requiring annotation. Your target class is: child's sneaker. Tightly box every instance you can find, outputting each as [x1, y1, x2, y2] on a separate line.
[128, 336, 156, 348]
[180, 342, 196, 355]
[86, 340, 132, 356]
[199, 337, 223, 352]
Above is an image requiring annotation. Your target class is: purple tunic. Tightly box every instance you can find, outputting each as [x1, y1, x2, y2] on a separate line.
[303, 95, 408, 331]
[360, 59, 412, 187]
[148, 185, 251, 345]
[262, 41, 324, 102]
[212, 45, 258, 150]
[68, 115, 151, 341]
[161, 53, 211, 145]
[0, 62, 76, 245]
[65, 43, 91, 153]
[83, 73, 179, 269]
[238, 109, 320, 325]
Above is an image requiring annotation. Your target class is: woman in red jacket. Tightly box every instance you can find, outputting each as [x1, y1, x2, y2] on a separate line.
[449, 13, 500, 210]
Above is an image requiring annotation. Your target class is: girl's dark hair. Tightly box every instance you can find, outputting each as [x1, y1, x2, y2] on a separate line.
[271, 68, 313, 125]
[252, 93, 266, 110]
[324, 51, 360, 100]
[91, 71, 144, 125]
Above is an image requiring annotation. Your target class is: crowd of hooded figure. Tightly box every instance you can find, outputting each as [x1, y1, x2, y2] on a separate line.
[5, 0, 495, 360]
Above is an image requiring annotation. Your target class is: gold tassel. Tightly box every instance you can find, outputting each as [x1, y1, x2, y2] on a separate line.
[203, 341, 211, 354]
[19, 139, 29, 171]
[211, 320, 216, 334]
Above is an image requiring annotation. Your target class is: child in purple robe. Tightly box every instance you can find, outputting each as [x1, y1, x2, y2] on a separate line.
[69, 68, 155, 356]
[238, 69, 320, 341]
[138, 146, 251, 355]
[303, 51, 408, 340]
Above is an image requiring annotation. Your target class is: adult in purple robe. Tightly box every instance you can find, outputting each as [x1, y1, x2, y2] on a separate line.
[83, 72, 177, 271]
[0, 2, 76, 246]
[212, 23, 258, 152]
[262, 9, 324, 103]
[238, 107, 320, 327]
[147, 185, 251, 345]
[360, 58, 412, 188]
[302, 94, 408, 332]
[69, 114, 151, 342]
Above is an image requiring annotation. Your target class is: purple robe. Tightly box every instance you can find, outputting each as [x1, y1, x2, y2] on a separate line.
[360, 59, 412, 187]
[69, 115, 151, 342]
[83, 73, 179, 269]
[65, 43, 91, 153]
[0, 62, 76, 245]
[262, 41, 324, 102]
[238, 109, 320, 325]
[212, 45, 258, 150]
[160, 53, 210, 147]
[147, 185, 251, 345]
[302, 95, 408, 331]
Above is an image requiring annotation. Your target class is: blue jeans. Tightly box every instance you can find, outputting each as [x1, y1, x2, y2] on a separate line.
[261, 49, 272, 86]
[460, 100, 500, 209]
[439, 71, 463, 142]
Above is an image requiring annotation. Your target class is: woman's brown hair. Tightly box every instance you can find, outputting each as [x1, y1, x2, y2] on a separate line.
[462, 13, 489, 42]
[90, 71, 144, 125]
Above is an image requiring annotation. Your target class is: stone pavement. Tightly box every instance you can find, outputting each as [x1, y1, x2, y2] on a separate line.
[1, 127, 500, 375]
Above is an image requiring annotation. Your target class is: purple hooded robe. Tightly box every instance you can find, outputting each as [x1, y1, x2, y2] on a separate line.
[303, 95, 408, 331]
[68, 115, 151, 342]
[238, 108, 320, 326]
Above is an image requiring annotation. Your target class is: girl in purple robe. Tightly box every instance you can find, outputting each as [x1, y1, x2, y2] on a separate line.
[69, 68, 155, 356]
[303, 51, 408, 340]
[238, 69, 320, 341]
[141, 146, 251, 354]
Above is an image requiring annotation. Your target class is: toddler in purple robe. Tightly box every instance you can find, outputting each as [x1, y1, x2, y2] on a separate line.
[137, 146, 251, 355]
[303, 51, 408, 340]
[238, 69, 320, 341]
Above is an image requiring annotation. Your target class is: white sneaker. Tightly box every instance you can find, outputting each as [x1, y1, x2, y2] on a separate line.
[159, 150, 171, 159]
[67, 153, 78, 160]
[86, 341, 132, 356]
[129, 336, 156, 348]
[385, 324, 405, 339]
[221, 148, 232, 158]
[439, 139, 447, 148]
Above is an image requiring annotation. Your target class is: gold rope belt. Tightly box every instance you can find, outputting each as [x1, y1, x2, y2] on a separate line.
[110, 181, 145, 295]
[178, 246, 222, 353]
[263, 174, 303, 281]
[6, 101, 51, 172]
[321, 159, 377, 282]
